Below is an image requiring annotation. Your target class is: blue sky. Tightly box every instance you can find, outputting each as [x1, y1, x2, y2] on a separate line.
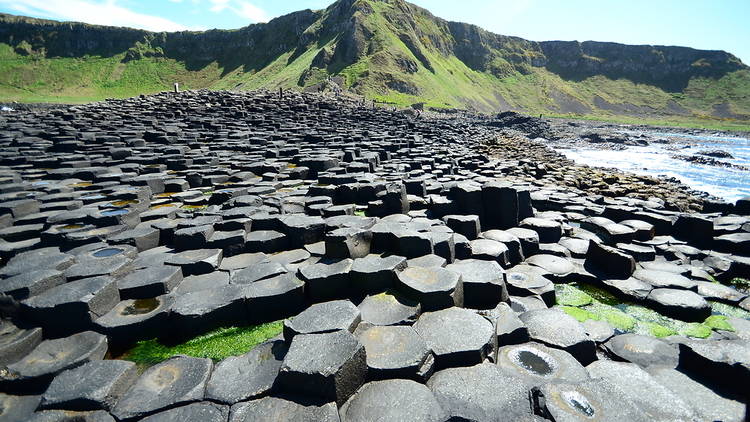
[1, 0, 748, 64]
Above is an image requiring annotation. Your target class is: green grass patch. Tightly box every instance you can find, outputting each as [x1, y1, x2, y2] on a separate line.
[122, 322, 283, 365]
[353, 210, 367, 217]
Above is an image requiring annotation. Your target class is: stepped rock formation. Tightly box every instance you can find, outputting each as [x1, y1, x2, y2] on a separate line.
[0, 90, 749, 420]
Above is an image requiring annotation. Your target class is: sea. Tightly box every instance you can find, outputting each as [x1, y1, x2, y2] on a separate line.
[555, 132, 750, 203]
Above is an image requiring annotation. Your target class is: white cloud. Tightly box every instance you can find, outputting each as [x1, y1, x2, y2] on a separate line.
[206, 0, 269, 23]
[208, 0, 229, 12]
[0, 0, 194, 32]
[234, 1, 268, 22]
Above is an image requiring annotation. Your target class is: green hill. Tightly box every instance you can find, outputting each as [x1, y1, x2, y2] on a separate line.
[1, 0, 749, 129]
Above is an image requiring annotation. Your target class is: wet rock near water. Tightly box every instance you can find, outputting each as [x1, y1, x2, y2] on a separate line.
[0, 90, 748, 420]
[698, 149, 734, 159]
[671, 153, 750, 171]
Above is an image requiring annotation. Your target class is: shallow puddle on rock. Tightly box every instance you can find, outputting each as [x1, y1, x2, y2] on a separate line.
[101, 209, 129, 216]
[514, 350, 554, 376]
[122, 298, 160, 316]
[150, 203, 177, 209]
[93, 248, 124, 258]
[561, 390, 595, 417]
[59, 224, 84, 231]
[181, 205, 207, 211]
[108, 200, 138, 207]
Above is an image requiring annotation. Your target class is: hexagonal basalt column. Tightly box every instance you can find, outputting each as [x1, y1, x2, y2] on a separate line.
[283, 299, 360, 341]
[94, 295, 174, 347]
[165, 249, 223, 276]
[0, 319, 42, 366]
[206, 340, 288, 405]
[340, 379, 446, 422]
[413, 307, 495, 369]
[277, 330, 366, 406]
[117, 265, 183, 299]
[357, 325, 433, 381]
[112, 356, 213, 421]
[229, 396, 339, 422]
[445, 259, 507, 310]
[532, 378, 651, 422]
[519, 308, 596, 365]
[21, 276, 120, 336]
[0, 269, 65, 300]
[358, 290, 421, 326]
[350, 254, 407, 295]
[324, 227, 372, 259]
[141, 402, 229, 422]
[396, 266, 463, 311]
[1, 331, 107, 392]
[586, 361, 698, 421]
[495, 342, 590, 386]
[40, 360, 137, 411]
[646, 288, 711, 322]
[298, 259, 353, 302]
[428, 363, 535, 421]
[170, 285, 248, 339]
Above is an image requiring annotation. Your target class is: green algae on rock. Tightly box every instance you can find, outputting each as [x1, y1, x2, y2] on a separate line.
[555, 283, 747, 340]
[704, 315, 735, 332]
[561, 306, 598, 323]
[555, 284, 594, 307]
[637, 321, 678, 338]
[710, 301, 750, 319]
[585, 302, 636, 331]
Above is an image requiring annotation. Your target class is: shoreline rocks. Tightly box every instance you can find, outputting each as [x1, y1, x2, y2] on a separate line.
[0, 90, 747, 421]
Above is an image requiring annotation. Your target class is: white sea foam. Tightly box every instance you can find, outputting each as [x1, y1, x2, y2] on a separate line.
[557, 138, 750, 203]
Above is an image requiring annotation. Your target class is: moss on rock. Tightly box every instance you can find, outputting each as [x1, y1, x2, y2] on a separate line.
[709, 301, 750, 319]
[585, 302, 636, 331]
[574, 283, 619, 305]
[637, 321, 677, 338]
[560, 305, 598, 323]
[704, 315, 735, 332]
[679, 323, 712, 339]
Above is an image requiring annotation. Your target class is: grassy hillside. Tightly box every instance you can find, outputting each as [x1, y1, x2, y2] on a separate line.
[1, 0, 749, 131]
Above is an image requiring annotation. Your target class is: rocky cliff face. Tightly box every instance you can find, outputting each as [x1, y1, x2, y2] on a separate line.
[446, 21, 545, 76]
[1, 2, 744, 85]
[0, 10, 320, 65]
[0, 0, 747, 118]
[0, 14, 148, 57]
[540, 41, 746, 91]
